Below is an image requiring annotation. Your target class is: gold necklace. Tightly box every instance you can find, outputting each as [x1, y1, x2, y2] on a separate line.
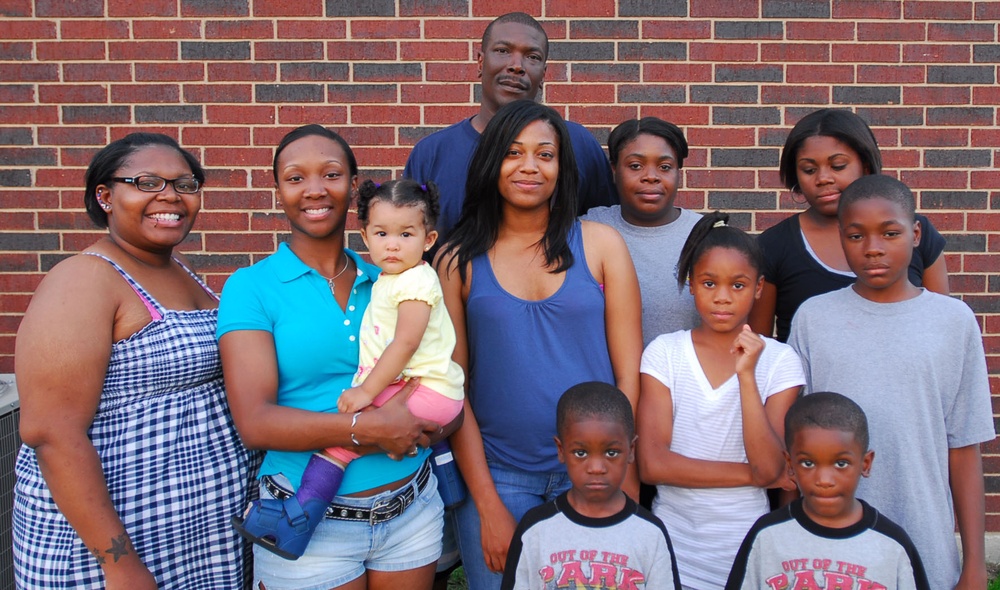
[326, 253, 350, 296]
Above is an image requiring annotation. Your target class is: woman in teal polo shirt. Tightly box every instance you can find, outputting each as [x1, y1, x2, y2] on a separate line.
[218, 125, 452, 590]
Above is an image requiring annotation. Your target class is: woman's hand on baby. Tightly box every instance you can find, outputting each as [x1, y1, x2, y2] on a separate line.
[732, 324, 765, 376]
[369, 378, 438, 459]
[337, 386, 373, 413]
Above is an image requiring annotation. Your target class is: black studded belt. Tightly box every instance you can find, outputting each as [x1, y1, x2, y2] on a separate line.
[261, 460, 431, 525]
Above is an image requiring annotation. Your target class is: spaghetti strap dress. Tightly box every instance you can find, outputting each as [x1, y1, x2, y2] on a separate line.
[13, 254, 260, 589]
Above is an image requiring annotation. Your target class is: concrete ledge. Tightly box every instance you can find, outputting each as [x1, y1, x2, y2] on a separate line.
[986, 533, 1000, 564]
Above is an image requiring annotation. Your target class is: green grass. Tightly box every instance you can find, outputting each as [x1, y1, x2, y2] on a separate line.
[447, 566, 468, 590]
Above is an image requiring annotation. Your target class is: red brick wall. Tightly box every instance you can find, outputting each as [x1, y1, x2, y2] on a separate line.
[1, 1, 998, 525]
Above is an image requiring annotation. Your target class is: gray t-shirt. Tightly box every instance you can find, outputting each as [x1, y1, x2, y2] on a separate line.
[582, 206, 701, 347]
[502, 493, 682, 590]
[726, 499, 930, 589]
[788, 287, 995, 590]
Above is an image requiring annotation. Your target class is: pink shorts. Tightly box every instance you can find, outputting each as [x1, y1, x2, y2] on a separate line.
[326, 381, 463, 464]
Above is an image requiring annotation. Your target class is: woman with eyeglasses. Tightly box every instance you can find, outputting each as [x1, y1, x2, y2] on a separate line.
[13, 133, 258, 589]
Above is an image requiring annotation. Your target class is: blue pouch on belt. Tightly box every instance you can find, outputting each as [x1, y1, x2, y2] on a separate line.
[430, 440, 467, 508]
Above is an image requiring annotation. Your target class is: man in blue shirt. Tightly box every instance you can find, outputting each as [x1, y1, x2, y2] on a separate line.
[405, 12, 617, 259]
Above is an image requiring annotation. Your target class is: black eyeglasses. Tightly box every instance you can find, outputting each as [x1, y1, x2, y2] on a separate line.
[111, 175, 202, 194]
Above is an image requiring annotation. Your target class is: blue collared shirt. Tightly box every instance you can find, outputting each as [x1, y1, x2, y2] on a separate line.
[218, 242, 429, 493]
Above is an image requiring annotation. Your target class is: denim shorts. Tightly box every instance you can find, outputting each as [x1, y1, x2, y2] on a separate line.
[253, 467, 444, 590]
[434, 507, 461, 572]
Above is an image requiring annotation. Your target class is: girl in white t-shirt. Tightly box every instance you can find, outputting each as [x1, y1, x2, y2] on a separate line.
[636, 211, 804, 590]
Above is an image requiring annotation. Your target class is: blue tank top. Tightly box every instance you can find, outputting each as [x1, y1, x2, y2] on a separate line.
[467, 221, 615, 472]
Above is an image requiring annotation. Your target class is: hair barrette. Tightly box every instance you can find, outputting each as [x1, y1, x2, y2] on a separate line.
[374, 182, 381, 188]
[712, 220, 727, 228]
[420, 184, 427, 191]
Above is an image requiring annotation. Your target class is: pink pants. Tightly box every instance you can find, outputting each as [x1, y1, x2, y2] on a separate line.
[325, 381, 463, 464]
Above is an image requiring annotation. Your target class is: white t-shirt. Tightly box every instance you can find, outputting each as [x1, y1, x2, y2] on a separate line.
[640, 330, 805, 589]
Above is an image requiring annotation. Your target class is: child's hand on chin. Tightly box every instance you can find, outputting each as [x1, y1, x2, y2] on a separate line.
[731, 324, 765, 375]
[773, 470, 797, 492]
[338, 387, 374, 413]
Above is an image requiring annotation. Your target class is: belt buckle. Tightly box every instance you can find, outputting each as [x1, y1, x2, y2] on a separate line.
[370, 500, 396, 525]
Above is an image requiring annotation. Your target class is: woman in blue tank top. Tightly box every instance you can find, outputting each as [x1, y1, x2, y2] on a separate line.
[436, 100, 643, 590]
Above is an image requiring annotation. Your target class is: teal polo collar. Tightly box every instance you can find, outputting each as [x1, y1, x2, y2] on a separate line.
[272, 242, 379, 284]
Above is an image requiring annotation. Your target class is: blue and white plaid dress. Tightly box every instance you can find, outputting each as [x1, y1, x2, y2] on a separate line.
[13, 255, 260, 589]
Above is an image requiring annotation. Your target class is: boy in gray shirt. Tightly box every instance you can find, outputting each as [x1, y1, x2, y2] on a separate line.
[502, 382, 681, 590]
[726, 392, 930, 589]
[788, 175, 994, 589]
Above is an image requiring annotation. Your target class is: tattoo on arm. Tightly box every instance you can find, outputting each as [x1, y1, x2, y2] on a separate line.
[90, 546, 106, 565]
[105, 533, 131, 563]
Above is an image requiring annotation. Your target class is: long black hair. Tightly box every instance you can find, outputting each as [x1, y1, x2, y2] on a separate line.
[440, 99, 579, 280]
[676, 211, 764, 289]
